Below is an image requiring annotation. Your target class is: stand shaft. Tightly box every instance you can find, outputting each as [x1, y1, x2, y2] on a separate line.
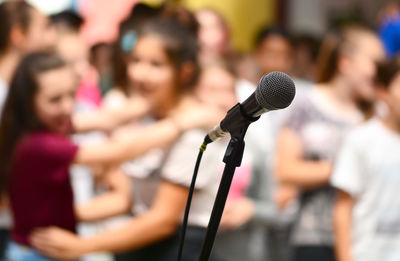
[198, 138, 245, 261]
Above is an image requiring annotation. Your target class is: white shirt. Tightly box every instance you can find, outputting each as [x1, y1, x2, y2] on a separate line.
[123, 129, 222, 227]
[331, 119, 400, 261]
[102, 89, 128, 109]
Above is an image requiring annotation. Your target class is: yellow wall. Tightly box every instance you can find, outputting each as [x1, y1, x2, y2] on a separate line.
[181, 0, 275, 52]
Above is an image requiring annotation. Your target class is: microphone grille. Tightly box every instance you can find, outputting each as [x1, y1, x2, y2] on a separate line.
[255, 72, 296, 110]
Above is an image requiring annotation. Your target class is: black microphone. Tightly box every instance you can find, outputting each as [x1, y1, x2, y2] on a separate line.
[205, 71, 296, 143]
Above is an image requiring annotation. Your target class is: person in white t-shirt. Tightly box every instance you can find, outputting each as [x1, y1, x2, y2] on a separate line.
[0, 1, 56, 105]
[332, 58, 400, 261]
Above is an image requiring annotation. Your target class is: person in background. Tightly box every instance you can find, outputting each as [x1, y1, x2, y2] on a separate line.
[255, 27, 293, 76]
[0, 49, 217, 261]
[194, 62, 283, 261]
[194, 62, 237, 113]
[90, 43, 114, 95]
[51, 11, 116, 261]
[290, 34, 321, 82]
[234, 25, 297, 164]
[75, 6, 164, 260]
[195, 8, 232, 66]
[0, 1, 55, 112]
[0, 1, 55, 258]
[51, 10, 102, 111]
[275, 25, 384, 261]
[103, 3, 163, 109]
[332, 58, 400, 261]
[236, 26, 293, 85]
[30, 16, 223, 261]
[235, 25, 299, 261]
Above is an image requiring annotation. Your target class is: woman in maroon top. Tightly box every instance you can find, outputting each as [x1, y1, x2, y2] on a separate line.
[0, 51, 218, 260]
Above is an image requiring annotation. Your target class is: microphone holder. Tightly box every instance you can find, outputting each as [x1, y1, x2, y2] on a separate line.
[198, 105, 258, 261]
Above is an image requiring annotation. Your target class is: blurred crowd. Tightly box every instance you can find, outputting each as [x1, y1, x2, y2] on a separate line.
[0, 1, 400, 261]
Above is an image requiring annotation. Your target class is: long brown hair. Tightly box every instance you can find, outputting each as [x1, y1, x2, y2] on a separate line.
[316, 25, 377, 83]
[137, 15, 200, 93]
[0, 51, 66, 192]
[111, 3, 164, 96]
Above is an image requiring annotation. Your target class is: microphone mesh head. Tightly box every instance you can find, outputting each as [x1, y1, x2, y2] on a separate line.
[255, 72, 296, 110]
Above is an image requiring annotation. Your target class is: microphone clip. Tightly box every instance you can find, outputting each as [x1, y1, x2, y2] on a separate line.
[220, 102, 259, 139]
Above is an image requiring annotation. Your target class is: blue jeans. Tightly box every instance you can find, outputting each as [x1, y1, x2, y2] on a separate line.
[4, 241, 54, 261]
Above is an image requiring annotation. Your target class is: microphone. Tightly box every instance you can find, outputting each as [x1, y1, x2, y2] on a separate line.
[205, 72, 296, 143]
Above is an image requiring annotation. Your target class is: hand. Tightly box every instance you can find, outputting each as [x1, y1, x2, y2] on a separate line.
[30, 227, 88, 260]
[220, 197, 254, 230]
[170, 95, 224, 131]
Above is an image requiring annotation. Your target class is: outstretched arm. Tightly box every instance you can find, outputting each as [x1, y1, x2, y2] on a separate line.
[73, 96, 223, 166]
[74, 118, 181, 165]
[72, 95, 149, 133]
[275, 127, 332, 189]
[31, 181, 189, 259]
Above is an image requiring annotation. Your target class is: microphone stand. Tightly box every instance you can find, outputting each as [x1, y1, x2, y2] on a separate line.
[198, 104, 258, 261]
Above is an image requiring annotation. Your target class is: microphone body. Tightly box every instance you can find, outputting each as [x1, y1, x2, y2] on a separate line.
[206, 72, 296, 143]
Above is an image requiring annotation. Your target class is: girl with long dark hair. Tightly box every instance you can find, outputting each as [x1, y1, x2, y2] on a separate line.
[275, 25, 384, 261]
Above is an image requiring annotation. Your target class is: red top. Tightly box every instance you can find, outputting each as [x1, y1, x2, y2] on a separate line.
[9, 132, 78, 246]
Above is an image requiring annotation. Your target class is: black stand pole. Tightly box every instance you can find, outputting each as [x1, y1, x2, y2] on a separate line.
[198, 125, 249, 261]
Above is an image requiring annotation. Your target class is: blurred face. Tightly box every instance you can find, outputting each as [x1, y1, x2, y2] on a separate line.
[56, 34, 90, 82]
[196, 10, 229, 56]
[34, 67, 77, 134]
[256, 35, 293, 74]
[127, 35, 177, 116]
[196, 66, 237, 111]
[23, 9, 56, 52]
[341, 34, 384, 102]
[292, 43, 316, 80]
